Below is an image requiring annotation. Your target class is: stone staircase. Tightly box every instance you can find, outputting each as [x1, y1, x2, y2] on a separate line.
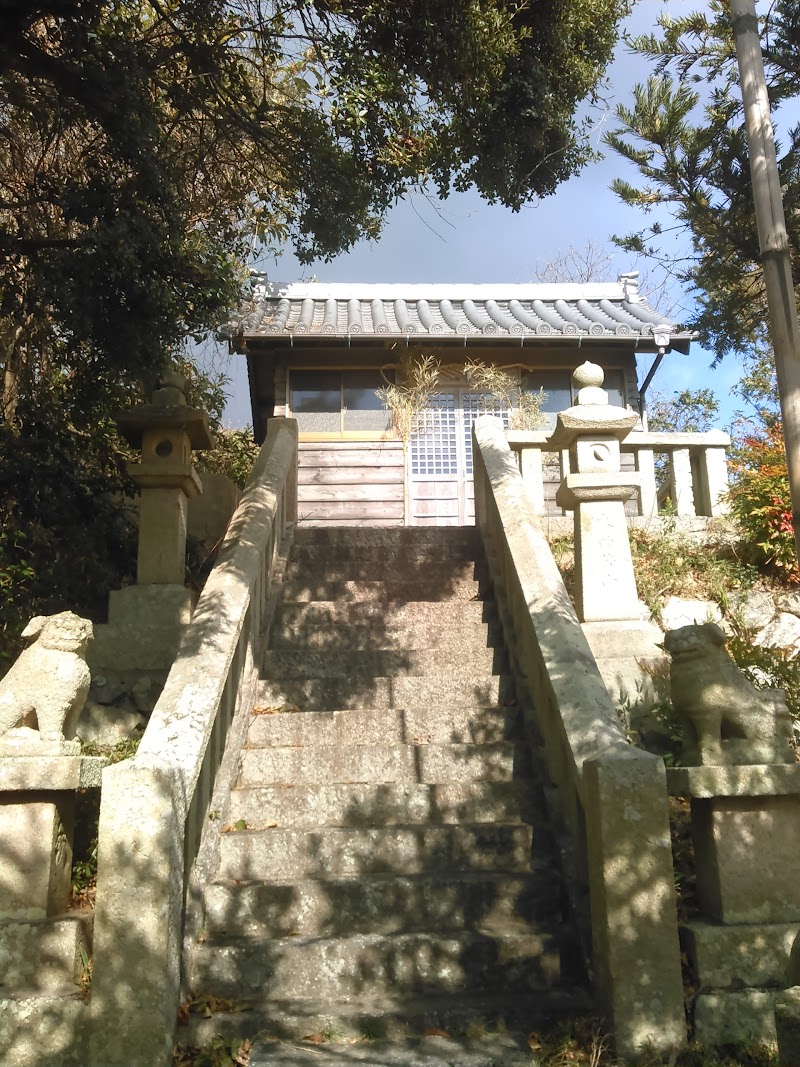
[0, 912, 90, 1066]
[184, 527, 584, 1051]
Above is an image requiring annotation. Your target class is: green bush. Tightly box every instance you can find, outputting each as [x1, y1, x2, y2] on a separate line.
[627, 522, 756, 621]
[726, 418, 798, 583]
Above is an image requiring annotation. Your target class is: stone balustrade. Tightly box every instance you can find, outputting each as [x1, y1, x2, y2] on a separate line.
[88, 418, 298, 1067]
[508, 428, 731, 520]
[472, 414, 684, 1062]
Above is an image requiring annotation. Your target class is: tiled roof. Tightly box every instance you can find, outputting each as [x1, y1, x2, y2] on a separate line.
[223, 274, 691, 350]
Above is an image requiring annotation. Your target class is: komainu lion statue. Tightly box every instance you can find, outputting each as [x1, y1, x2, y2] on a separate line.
[664, 622, 794, 766]
[0, 612, 93, 744]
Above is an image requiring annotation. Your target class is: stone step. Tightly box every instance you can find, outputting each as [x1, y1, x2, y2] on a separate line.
[280, 577, 482, 603]
[263, 646, 505, 680]
[269, 617, 498, 652]
[202, 870, 560, 939]
[276, 600, 493, 631]
[238, 742, 529, 788]
[248, 1034, 537, 1067]
[283, 559, 486, 583]
[229, 780, 538, 830]
[181, 989, 590, 1049]
[0, 915, 91, 992]
[218, 824, 533, 881]
[292, 526, 481, 557]
[186, 927, 562, 1002]
[247, 706, 522, 748]
[0, 988, 88, 1066]
[257, 675, 514, 712]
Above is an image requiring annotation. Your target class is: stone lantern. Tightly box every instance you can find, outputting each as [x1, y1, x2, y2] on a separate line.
[547, 361, 642, 623]
[86, 372, 214, 695]
[116, 371, 214, 586]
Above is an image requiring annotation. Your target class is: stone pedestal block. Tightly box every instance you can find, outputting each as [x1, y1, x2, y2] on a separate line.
[88, 585, 194, 675]
[694, 990, 777, 1046]
[684, 919, 800, 989]
[583, 750, 685, 1058]
[108, 584, 193, 626]
[136, 487, 190, 585]
[693, 794, 800, 923]
[0, 793, 74, 919]
[570, 497, 641, 622]
[776, 987, 800, 1067]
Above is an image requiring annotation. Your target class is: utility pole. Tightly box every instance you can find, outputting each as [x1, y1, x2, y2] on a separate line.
[730, 0, 800, 565]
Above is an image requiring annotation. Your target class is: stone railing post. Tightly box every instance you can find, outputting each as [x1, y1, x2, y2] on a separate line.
[584, 750, 686, 1059]
[519, 446, 545, 513]
[694, 444, 730, 517]
[89, 760, 184, 1067]
[667, 447, 696, 516]
[636, 446, 658, 520]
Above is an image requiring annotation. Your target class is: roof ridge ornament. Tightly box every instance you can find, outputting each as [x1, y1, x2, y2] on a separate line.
[618, 271, 640, 303]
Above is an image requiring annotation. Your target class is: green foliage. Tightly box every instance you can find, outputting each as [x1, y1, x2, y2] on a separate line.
[0, 382, 138, 667]
[726, 623, 800, 748]
[80, 737, 142, 764]
[605, 1, 800, 360]
[627, 524, 756, 622]
[726, 418, 798, 583]
[647, 388, 720, 434]
[196, 429, 260, 491]
[1, 0, 631, 411]
[1, 0, 632, 666]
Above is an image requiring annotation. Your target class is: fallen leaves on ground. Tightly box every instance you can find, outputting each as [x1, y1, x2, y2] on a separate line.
[220, 819, 278, 832]
[173, 1036, 252, 1067]
[177, 994, 250, 1022]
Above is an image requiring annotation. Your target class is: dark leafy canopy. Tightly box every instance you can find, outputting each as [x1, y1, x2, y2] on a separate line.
[604, 0, 800, 362]
[0, 0, 631, 399]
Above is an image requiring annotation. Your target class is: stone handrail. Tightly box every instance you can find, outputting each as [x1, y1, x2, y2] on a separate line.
[508, 428, 730, 518]
[88, 418, 298, 1067]
[472, 415, 684, 1061]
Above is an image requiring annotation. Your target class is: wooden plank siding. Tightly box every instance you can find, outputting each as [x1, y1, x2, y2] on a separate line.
[297, 440, 405, 526]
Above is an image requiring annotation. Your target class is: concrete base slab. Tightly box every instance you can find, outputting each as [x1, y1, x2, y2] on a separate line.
[0, 794, 74, 918]
[693, 794, 800, 923]
[107, 584, 193, 626]
[581, 619, 663, 661]
[89, 620, 190, 671]
[582, 620, 668, 731]
[776, 987, 800, 1067]
[249, 1034, 536, 1066]
[0, 989, 88, 1067]
[0, 914, 91, 990]
[684, 920, 800, 989]
[694, 990, 777, 1046]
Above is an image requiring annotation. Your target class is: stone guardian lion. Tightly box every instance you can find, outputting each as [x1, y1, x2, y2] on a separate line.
[664, 622, 794, 766]
[0, 612, 93, 744]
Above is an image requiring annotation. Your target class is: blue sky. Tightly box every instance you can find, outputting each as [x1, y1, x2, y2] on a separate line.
[210, 1, 794, 430]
